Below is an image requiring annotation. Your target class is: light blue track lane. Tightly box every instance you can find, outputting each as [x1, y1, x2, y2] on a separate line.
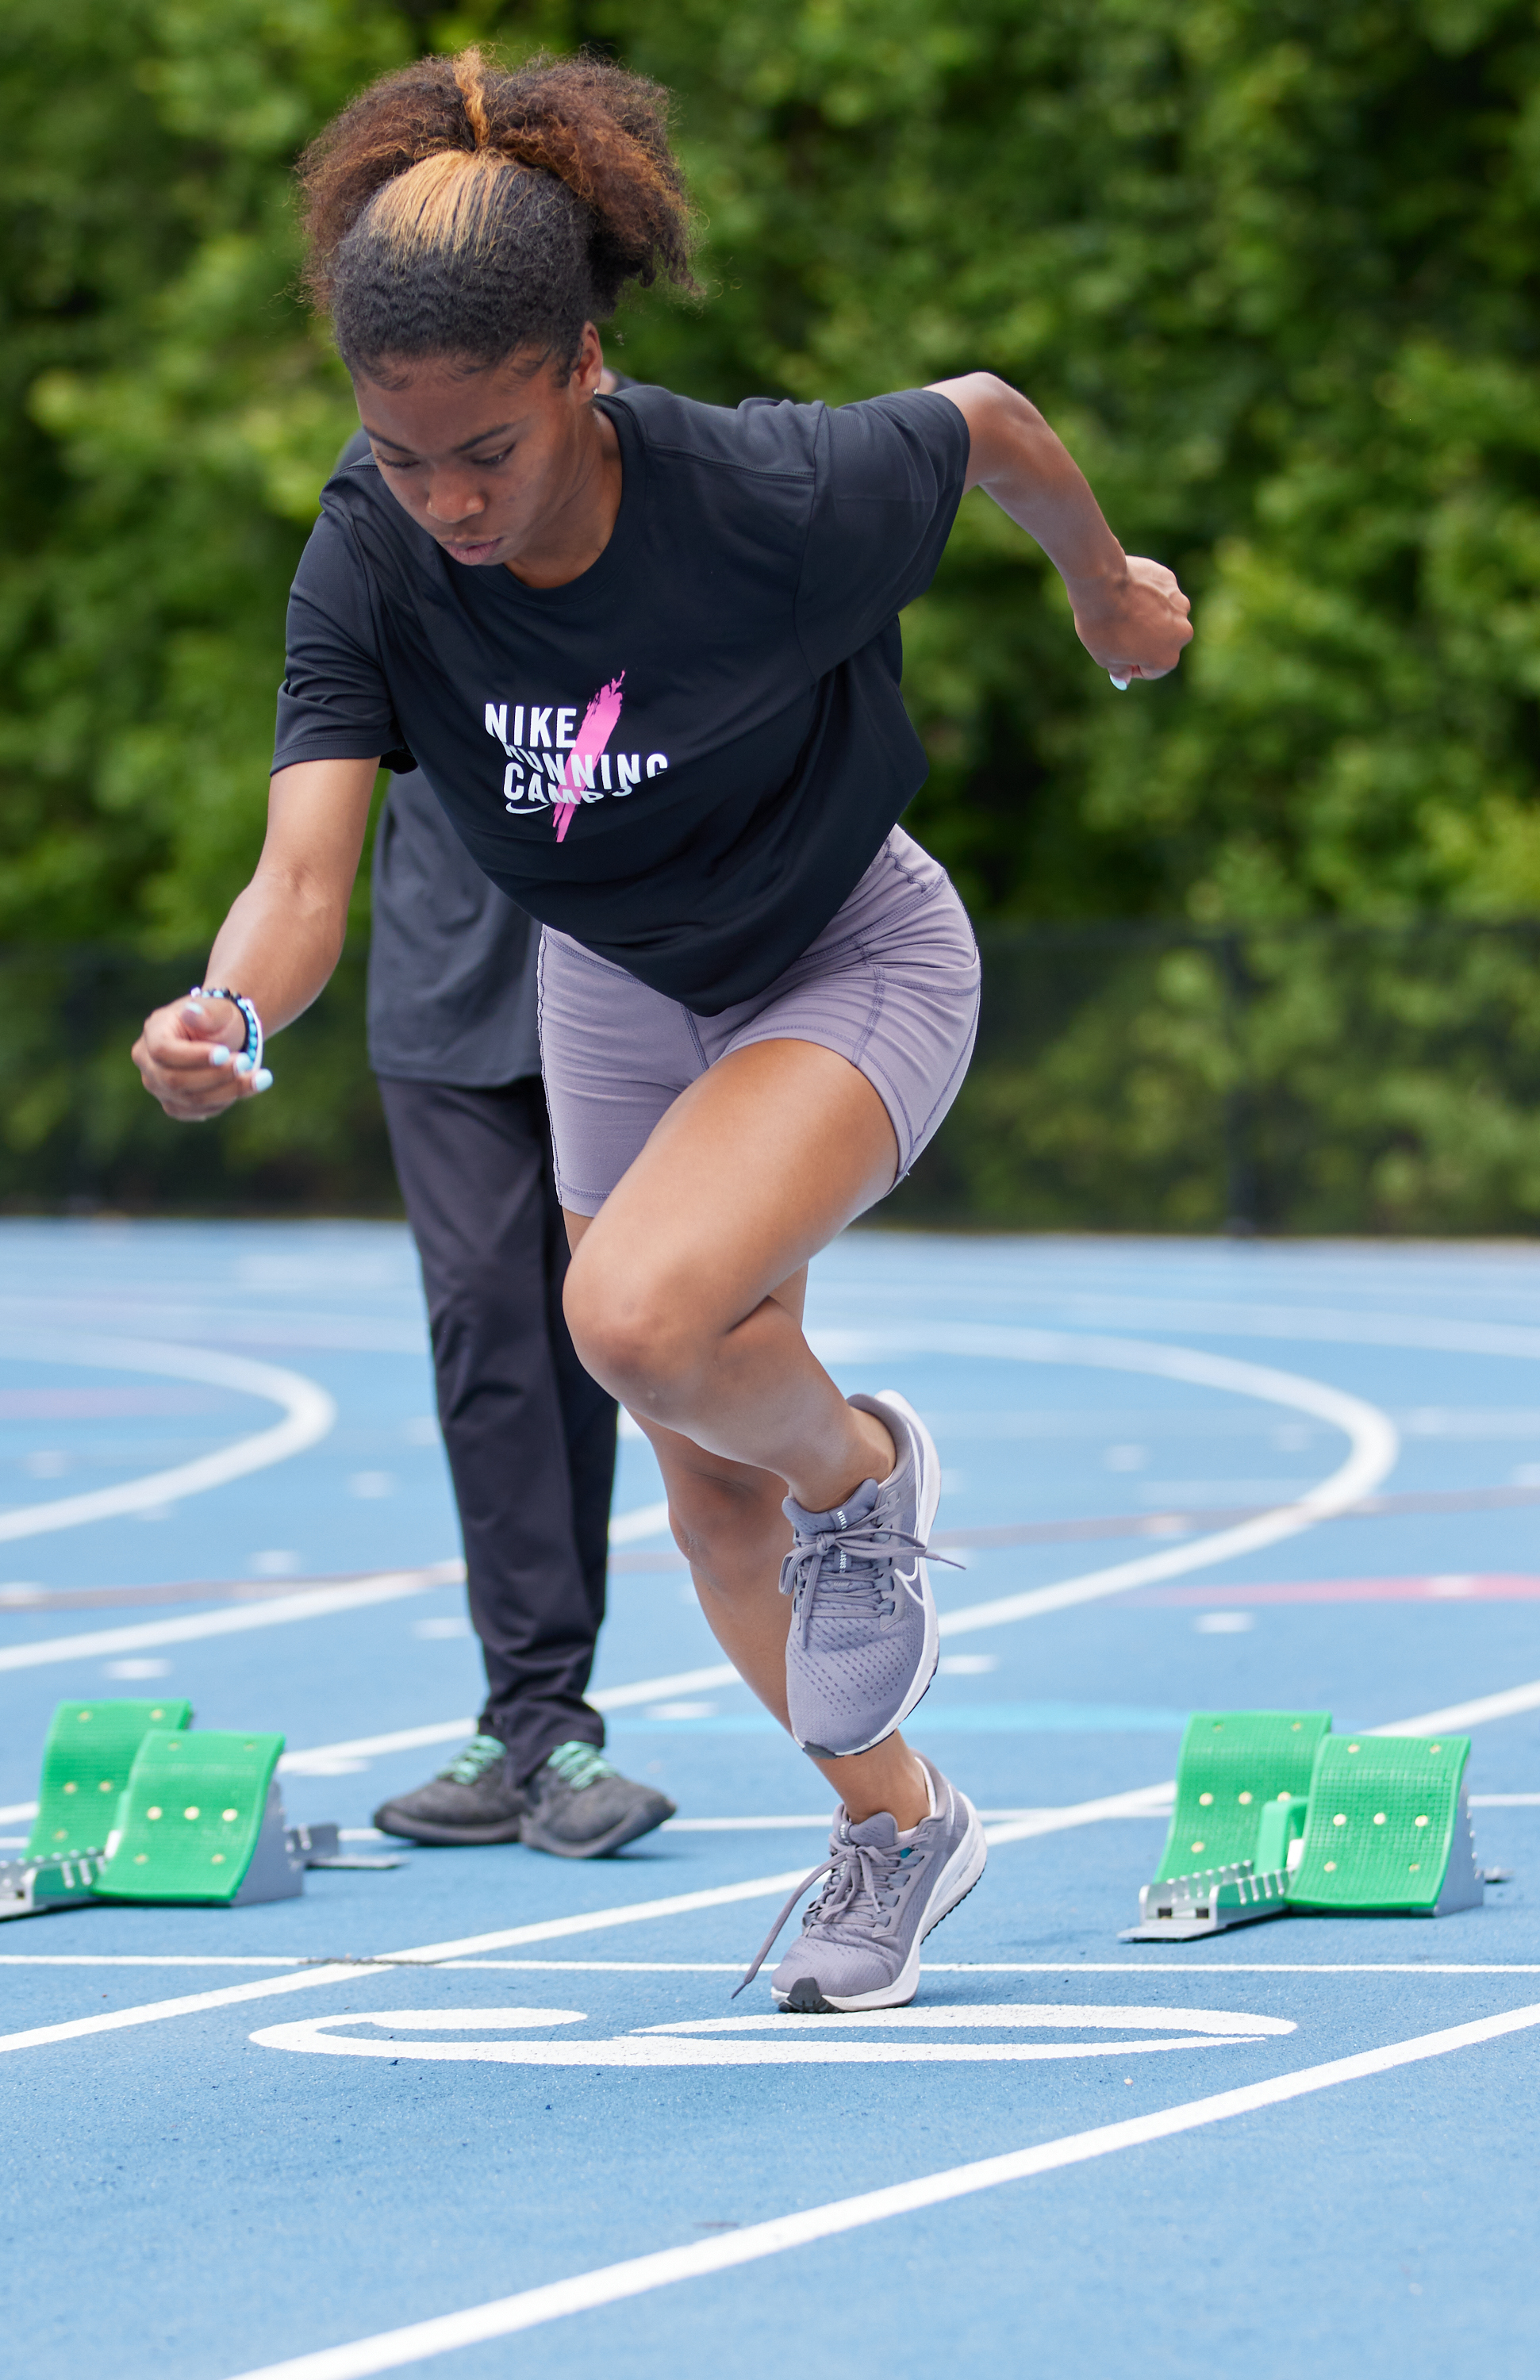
[2, 1222, 1537, 2380]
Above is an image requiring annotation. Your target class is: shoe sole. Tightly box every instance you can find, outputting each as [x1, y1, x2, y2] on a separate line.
[772, 1795, 989, 2013]
[797, 1388, 942, 1759]
[520, 1794, 676, 1860]
[371, 1806, 526, 1847]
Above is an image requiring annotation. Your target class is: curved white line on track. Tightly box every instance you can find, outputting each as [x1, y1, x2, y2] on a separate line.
[809, 1326, 1398, 1633]
[0, 1333, 336, 1544]
[220, 2003, 1540, 2380]
[0, 1564, 463, 1677]
[0, 1328, 1387, 1677]
[250, 2002, 1269, 2066]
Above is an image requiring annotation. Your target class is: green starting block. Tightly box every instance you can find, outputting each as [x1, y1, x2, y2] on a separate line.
[1288, 1733, 1484, 1916]
[94, 1729, 304, 1906]
[4, 1699, 401, 1923]
[1123, 1710, 1331, 1940]
[26, 1697, 193, 1861]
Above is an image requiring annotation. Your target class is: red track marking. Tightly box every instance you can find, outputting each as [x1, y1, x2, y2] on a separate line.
[1136, 1575, 1540, 1604]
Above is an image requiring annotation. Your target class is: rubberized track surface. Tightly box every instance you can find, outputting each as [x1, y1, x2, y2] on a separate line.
[2, 1220, 1537, 2378]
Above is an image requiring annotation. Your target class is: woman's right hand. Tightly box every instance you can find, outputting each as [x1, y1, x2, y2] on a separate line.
[132, 994, 271, 1123]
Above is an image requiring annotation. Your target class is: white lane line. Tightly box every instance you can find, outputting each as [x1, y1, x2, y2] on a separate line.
[7, 1956, 1540, 1975]
[927, 1963, 1540, 1974]
[0, 1956, 311, 1967]
[1377, 1679, 1540, 1733]
[0, 1565, 463, 1676]
[278, 1668, 744, 1775]
[664, 1815, 835, 1831]
[608, 1501, 671, 1545]
[982, 1784, 1176, 1847]
[797, 1328, 1397, 1637]
[220, 2001, 1540, 2380]
[593, 1663, 739, 1710]
[0, 1334, 336, 1544]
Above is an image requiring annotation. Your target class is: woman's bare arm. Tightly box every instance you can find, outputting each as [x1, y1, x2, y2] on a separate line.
[132, 756, 380, 1121]
[927, 372, 1192, 682]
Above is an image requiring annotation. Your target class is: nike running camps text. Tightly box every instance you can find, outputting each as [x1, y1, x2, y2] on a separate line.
[486, 680, 669, 843]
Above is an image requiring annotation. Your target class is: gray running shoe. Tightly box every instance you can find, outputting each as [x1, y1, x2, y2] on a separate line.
[735, 1756, 986, 2011]
[520, 1741, 676, 1859]
[373, 1732, 526, 1846]
[781, 1388, 947, 1757]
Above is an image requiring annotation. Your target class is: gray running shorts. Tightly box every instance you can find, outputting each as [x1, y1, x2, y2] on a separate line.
[538, 827, 981, 1216]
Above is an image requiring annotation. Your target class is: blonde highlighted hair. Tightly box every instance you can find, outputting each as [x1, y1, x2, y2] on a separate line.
[299, 48, 698, 374]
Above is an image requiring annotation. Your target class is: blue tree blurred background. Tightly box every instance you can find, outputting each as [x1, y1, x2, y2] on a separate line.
[6, 0, 1540, 1227]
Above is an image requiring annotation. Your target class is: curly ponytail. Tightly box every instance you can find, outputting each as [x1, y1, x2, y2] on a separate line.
[298, 48, 700, 378]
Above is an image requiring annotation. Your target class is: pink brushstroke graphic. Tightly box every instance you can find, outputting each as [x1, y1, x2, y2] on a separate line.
[554, 673, 626, 843]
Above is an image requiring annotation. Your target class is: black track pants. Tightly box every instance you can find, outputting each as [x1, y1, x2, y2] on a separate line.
[377, 1075, 618, 1783]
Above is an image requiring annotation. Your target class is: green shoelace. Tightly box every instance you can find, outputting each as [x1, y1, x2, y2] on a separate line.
[437, 1733, 507, 1786]
[545, 1740, 618, 1792]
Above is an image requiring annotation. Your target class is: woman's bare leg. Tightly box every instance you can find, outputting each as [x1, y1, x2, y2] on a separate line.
[562, 1040, 902, 1511]
[562, 1039, 931, 1829]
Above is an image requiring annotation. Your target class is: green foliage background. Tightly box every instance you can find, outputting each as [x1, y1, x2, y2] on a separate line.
[5, 0, 1540, 1221]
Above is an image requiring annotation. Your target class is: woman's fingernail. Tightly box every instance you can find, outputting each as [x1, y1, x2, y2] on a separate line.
[252, 1068, 274, 1092]
[1110, 673, 1131, 690]
[209, 1044, 233, 1066]
[232, 1052, 254, 1077]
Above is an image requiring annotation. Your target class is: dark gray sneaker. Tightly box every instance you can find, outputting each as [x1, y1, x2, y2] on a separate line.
[781, 1388, 946, 1758]
[520, 1741, 676, 1859]
[372, 1733, 526, 1846]
[735, 1756, 985, 2011]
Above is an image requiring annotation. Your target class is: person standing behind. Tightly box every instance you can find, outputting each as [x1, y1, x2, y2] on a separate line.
[357, 470, 673, 1856]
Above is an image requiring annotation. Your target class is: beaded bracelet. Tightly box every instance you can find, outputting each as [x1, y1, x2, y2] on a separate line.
[190, 985, 264, 1080]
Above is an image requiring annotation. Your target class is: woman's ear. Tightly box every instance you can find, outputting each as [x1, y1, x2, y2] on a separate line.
[573, 321, 607, 398]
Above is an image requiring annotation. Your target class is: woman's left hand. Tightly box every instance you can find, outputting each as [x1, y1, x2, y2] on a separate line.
[1066, 554, 1193, 682]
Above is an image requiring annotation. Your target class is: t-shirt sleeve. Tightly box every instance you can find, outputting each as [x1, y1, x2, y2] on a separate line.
[793, 389, 970, 680]
[271, 503, 415, 777]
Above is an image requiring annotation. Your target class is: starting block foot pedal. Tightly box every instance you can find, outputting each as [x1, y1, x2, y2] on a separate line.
[94, 1729, 303, 1906]
[27, 1697, 192, 1862]
[1287, 1733, 1484, 1916]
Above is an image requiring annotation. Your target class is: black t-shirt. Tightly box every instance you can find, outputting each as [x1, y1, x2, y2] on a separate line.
[274, 386, 970, 1013]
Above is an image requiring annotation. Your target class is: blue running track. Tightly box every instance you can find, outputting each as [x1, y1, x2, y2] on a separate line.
[2, 1221, 1537, 2378]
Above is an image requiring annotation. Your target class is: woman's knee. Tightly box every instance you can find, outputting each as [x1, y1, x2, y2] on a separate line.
[563, 1240, 712, 1416]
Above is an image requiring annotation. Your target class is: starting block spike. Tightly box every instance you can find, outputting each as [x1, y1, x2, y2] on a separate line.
[26, 1698, 193, 1862]
[93, 1729, 303, 1906]
[1288, 1733, 1484, 1916]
